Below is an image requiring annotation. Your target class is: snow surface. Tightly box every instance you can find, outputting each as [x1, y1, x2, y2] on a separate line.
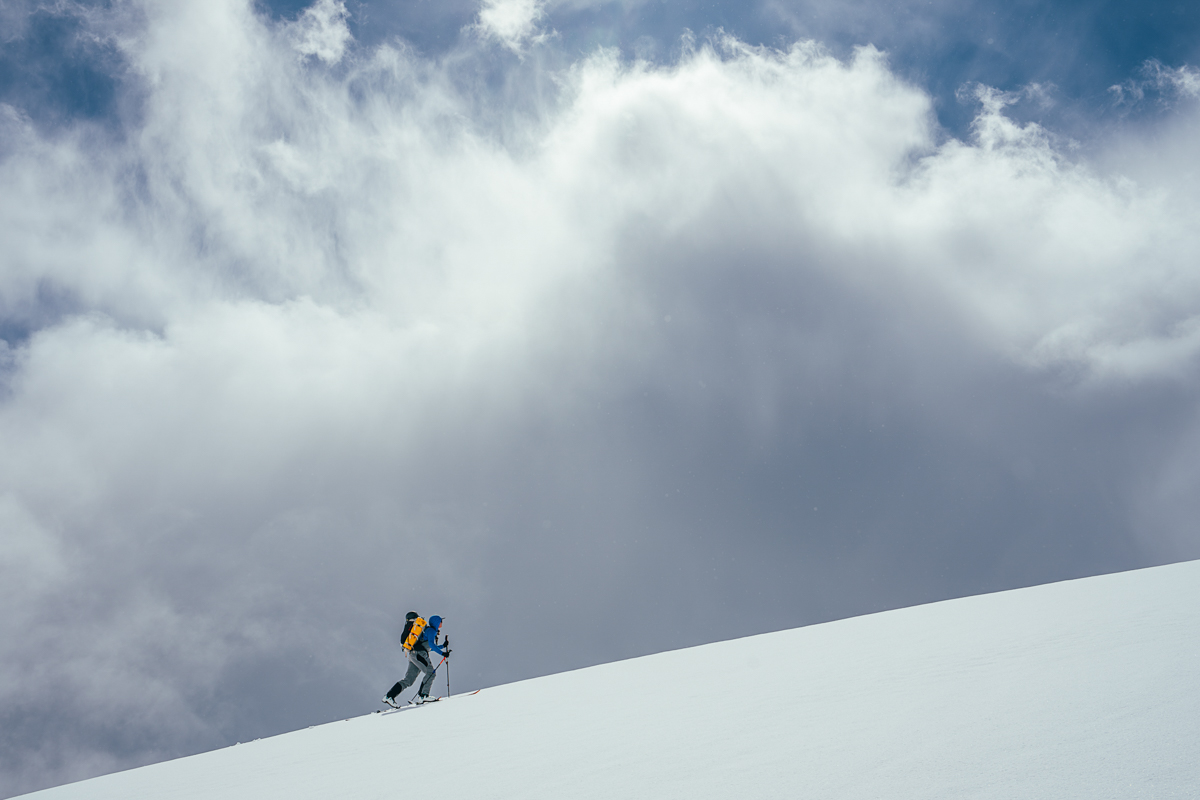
[20, 561, 1200, 799]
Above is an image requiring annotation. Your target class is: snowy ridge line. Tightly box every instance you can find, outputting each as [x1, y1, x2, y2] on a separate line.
[19, 561, 1200, 800]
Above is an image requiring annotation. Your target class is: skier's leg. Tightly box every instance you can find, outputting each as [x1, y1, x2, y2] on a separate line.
[385, 681, 405, 701]
[395, 653, 422, 693]
[415, 652, 437, 697]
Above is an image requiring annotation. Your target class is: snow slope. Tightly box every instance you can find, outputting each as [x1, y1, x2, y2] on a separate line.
[20, 561, 1200, 799]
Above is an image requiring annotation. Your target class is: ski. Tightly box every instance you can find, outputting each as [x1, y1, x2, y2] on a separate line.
[375, 698, 441, 714]
[373, 690, 479, 715]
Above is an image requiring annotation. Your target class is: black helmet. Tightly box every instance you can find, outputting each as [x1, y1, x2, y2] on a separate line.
[405, 611, 418, 621]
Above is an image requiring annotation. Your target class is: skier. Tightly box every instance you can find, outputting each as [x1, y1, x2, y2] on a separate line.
[383, 611, 450, 708]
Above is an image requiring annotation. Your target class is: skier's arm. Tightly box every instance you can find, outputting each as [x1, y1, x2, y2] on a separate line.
[425, 627, 447, 656]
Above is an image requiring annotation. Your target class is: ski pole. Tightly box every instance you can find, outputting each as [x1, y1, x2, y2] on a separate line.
[445, 637, 451, 698]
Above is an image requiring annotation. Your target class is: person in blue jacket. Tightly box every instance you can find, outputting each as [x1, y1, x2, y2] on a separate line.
[383, 612, 449, 707]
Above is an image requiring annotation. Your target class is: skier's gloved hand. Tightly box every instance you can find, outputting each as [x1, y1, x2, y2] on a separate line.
[444, 648, 452, 658]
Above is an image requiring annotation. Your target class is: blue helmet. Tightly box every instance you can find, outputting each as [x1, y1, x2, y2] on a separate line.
[428, 615, 442, 630]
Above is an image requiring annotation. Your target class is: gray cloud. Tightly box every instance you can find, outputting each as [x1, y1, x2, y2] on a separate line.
[3, 1, 1200, 796]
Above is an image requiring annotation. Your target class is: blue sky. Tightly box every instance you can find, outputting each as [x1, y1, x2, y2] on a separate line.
[2, 0, 1200, 796]
[6, 0, 1200, 137]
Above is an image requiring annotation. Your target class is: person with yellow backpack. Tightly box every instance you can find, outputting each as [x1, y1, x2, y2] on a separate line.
[383, 612, 450, 708]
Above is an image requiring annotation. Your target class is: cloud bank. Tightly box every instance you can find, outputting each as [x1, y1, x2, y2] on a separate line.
[3, 0, 1200, 795]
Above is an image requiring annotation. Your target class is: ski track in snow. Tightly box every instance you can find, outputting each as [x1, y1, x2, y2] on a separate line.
[19, 561, 1200, 799]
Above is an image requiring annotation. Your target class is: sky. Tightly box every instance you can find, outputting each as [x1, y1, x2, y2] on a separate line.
[1, 0, 1199, 795]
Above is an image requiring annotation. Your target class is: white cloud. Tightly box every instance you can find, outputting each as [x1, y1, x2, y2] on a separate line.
[7, 15, 1197, 386]
[476, 0, 548, 51]
[288, 0, 352, 64]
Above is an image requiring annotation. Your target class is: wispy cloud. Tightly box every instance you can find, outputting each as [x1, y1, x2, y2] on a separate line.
[1110, 59, 1200, 107]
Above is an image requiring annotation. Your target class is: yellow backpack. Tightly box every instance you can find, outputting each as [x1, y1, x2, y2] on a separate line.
[403, 617, 427, 651]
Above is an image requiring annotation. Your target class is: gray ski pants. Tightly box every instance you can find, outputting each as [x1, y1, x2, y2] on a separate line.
[392, 649, 438, 698]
